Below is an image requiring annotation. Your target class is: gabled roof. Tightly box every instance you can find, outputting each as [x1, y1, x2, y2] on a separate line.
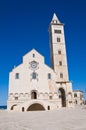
[23, 48, 44, 58]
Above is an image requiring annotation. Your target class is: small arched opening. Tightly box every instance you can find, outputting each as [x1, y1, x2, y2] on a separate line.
[48, 106, 50, 110]
[58, 88, 66, 107]
[27, 103, 45, 111]
[22, 107, 25, 112]
[10, 104, 17, 110]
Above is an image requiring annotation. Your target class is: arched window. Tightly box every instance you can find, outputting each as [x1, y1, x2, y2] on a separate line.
[33, 54, 35, 58]
[32, 72, 37, 79]
[31, 91, 37, 99]
[15, 73, 19, 79]
[48, 73, 51, 79]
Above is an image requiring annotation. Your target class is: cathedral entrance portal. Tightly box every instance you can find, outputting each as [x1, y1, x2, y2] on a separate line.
[27, 103, 45, 111]
[59, 88, 66, 107]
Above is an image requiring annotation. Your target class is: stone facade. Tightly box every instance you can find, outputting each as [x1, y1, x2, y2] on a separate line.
[73, 90, 84, 105]
[7, 13, 74, 111]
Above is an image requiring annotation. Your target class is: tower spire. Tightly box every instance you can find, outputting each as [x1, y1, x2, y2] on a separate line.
[51, 13, 61, 24]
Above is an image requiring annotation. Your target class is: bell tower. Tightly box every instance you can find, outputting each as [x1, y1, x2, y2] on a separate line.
[49, 13, 69, 82]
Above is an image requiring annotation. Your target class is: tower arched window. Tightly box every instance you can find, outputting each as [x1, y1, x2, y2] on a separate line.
[59, 61, 62, 66]
[60, 73, 63, 78]
[58, 50, 61, 55]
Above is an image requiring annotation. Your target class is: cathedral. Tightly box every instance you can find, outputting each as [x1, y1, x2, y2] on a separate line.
[7, 13, 74, 111]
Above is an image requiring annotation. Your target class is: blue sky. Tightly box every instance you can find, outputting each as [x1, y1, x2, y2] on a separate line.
[0, 0, 86, 105]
